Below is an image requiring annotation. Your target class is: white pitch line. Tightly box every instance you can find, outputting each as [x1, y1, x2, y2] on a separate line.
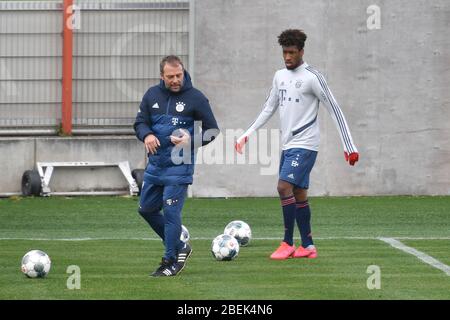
[0, 237, 163, 241]
[0, 236, 449, 241]
[379, 237, 450, 277]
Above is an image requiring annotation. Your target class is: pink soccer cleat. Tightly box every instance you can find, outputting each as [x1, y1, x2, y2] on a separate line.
[293, 245, 318, 259]
[270, 242, 296, 260]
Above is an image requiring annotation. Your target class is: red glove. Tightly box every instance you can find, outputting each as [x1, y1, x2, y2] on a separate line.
[235, 136, 248, 154]
[345, 152, 359, 166]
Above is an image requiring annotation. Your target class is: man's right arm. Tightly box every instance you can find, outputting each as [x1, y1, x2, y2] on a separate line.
[133, 94, 154, 142]
[235, 74, 279, 154]
[133, 94, 161, 154]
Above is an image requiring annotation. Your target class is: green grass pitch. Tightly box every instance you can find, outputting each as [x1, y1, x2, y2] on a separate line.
[0, 196, 449, 300]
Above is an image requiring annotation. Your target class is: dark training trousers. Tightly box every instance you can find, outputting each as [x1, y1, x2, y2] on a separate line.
[138, 181, 188, 261]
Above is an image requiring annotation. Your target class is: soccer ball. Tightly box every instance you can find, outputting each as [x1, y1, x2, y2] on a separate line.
[180, 224, 190, 243]
[21, 250, 51, 278]
[211, 234, 240, 261]
[224, 220, 252, 246]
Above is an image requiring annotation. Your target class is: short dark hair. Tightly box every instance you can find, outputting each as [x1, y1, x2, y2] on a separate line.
[278, 29, 307, 50]
[160, 55, 184, 74]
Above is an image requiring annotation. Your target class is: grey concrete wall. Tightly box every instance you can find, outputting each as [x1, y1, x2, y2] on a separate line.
[0, 136, 145, 195]
[192, 0, 450, 196]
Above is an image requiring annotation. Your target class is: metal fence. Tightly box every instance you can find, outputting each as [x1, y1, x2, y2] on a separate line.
[0, 0, 191, 135]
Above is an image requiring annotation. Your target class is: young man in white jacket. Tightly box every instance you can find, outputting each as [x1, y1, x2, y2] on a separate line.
[235, 29, 359, 260]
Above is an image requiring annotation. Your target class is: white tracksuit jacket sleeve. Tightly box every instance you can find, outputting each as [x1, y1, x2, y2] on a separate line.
[311, 72, 358, 154]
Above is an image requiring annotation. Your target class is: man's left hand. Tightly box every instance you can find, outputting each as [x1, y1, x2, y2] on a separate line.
[345, 152, 359, 166]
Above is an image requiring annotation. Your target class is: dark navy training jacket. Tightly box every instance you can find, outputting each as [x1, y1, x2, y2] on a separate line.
[134, 71, 219, 185]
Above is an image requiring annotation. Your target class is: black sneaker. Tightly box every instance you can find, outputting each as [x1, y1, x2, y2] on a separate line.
[151, 257, 178, 277]
[176, 243, 192, 274]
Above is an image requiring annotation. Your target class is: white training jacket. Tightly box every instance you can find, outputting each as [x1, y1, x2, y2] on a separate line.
[241, 62, 358, 153]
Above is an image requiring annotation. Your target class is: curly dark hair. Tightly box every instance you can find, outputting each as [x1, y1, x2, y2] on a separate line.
[278, 29, 307, 50]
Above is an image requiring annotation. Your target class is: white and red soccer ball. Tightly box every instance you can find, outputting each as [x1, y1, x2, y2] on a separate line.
[224, 220, 252, 247]
[21, 250, 51, 278]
